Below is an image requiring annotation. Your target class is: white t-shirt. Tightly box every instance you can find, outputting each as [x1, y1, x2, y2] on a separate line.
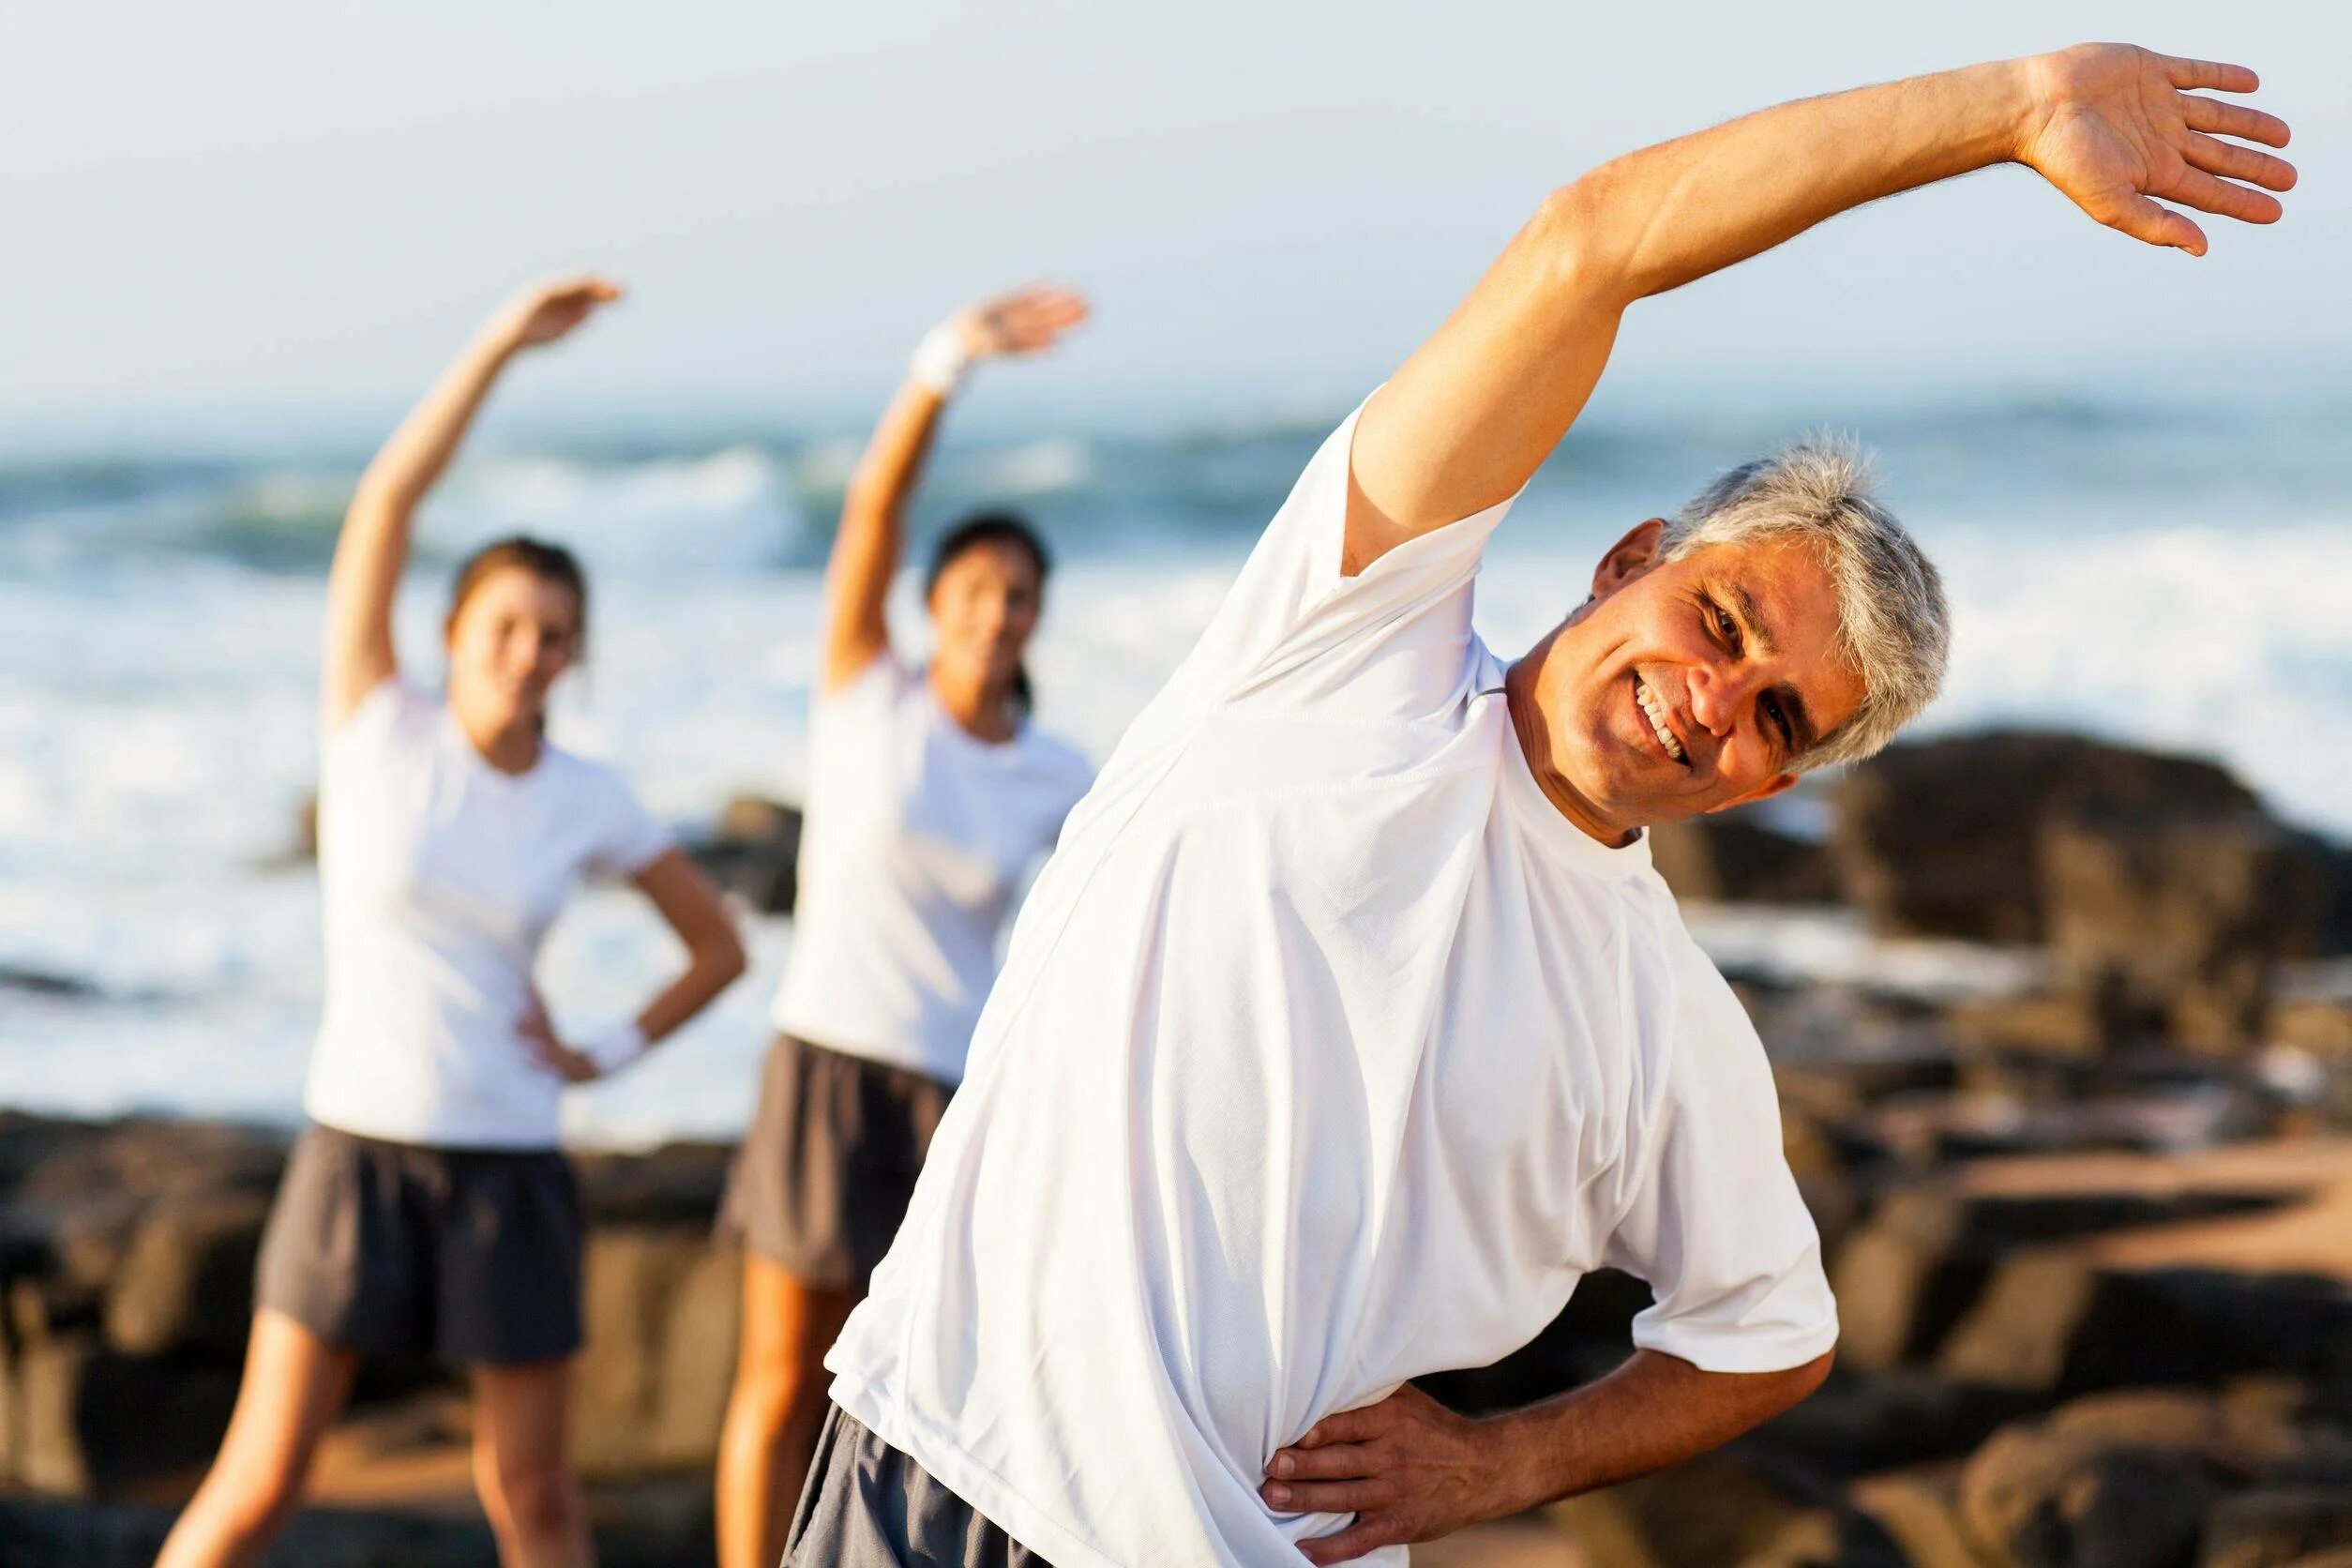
[305, 680, 673, 1150]
[770, 654, 1093, 1083]
[826, 406, 1837, 1567]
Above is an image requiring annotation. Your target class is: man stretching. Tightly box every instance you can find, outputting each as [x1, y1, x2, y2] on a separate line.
[792, 43, 2293, 1566]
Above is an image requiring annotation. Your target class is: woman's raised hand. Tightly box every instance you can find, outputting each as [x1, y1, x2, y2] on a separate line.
[2016, 44, 2294, 257]
[488, 274, 626, 352]
[951, 283, 1091, 362]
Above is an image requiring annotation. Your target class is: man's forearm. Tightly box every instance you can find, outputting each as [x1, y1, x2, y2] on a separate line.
[1571, 59, 2034, 306]
[1482, 1349, 1833, 1515]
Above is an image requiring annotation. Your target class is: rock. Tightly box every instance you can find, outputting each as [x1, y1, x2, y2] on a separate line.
[572, 1228, 741, 1475]
[1935, 1250, 2108, 1394]
[574, 1140, 734, 1227]
[1833, 731, 2258, 945]
[1543, 1450, 1853, 1568]
[2206, 1485, 2352, 1568]
[1960, 1419, 2227, 1568]
[1848, 1463, 1983, 1568]
[2041, 813, 2318, 1054]
[686, 794, 802, 914]
[1648, 811, 1838, 905]
[2, 1331, 239, 1494]
[1827, 1189, 1989, 1373]
[103, 1189, 271, 1358]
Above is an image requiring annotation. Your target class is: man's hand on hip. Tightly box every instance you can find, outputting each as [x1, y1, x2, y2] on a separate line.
[1263, 1383, 1520, 1564]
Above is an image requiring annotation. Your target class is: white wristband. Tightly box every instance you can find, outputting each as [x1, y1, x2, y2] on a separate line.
[583, 1019, 649, 1077]
[908, 322, 974, 396]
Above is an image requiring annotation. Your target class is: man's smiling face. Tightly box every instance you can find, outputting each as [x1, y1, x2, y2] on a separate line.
[1509, 520, 1867, 843]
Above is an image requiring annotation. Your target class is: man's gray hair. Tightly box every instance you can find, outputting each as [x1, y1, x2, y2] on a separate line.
[1659, 437, 1948, 771]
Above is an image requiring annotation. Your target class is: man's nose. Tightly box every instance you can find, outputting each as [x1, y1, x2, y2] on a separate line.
[1687, 661, 1754, 737]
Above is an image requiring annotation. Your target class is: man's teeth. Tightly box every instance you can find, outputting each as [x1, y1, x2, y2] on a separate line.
[1636, 681, 1685, 761]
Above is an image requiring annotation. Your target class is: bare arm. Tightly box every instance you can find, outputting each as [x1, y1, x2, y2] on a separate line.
[820, 284, 1090, 695]
[323, 276, 622, 726]
[521, 849, 748, 1083]
[1266, 1349, 1832, 1564]
[1344, 44, 2294, 573]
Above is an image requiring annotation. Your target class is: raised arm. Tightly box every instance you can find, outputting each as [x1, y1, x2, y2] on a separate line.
[1343, 44, 2294, 573]
[323, 276, 621, 725]
[819, 284, 1089, 695]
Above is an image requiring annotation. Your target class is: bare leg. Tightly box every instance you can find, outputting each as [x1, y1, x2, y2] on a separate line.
[471, 1357, 596, 1568]
[714, 1257, 856, 1568]
[155, 1309, 358, 1568]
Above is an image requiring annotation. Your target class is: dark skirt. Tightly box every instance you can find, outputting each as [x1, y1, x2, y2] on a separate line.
[716, 1033, 952, 1294]
[254, 1123, 584, 1365]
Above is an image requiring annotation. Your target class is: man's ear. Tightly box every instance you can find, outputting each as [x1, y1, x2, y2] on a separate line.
[1705, 771, 1800, 814]
[1591, 519, 1669, 600]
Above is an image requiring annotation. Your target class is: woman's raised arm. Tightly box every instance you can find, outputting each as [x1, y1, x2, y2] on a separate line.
[820, 283, 1088, 696]
[323, 275, 622, 725]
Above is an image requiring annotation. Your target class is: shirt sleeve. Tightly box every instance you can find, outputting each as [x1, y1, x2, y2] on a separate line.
[1601, 958, 1839, 1375]
[583, 770, 675, 880]
[1165, 396, 1519, 720]
[321, 677, 434, 773]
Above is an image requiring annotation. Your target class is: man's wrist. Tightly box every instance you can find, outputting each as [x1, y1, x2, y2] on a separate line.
[1473, 1407, 1564, 1517]
[1976, 54, 2050, 168]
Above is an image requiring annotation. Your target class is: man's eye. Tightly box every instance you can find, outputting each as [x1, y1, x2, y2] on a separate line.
[1711, 604, 1740, 649]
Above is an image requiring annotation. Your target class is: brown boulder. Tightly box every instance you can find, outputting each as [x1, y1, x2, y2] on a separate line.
[572, 1228, 741, 1475]
[102, 1189, 271, 1359]
[687, 794, 802, 914]
[1961, 1419, 2226, 1568]
[1833, 731, 2257, 944]
[2041, 813, 2317, 1054]
[1649, 811, 1838, 905]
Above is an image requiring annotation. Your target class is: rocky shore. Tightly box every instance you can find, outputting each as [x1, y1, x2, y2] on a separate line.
[4, 729, 2348, 1567]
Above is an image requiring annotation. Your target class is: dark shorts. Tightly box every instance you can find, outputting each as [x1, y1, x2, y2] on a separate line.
[786, 1404, 1049, 1567]
[254, 1123, 584, 1365]
[716, 1033, 952, 1294]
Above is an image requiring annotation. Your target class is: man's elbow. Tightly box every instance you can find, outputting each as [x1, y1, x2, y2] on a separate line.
[1774, 1348, 1835, 1410]
[1525, 169, 1644, 309]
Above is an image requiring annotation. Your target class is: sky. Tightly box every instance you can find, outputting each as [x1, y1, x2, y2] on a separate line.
[4, 0, 2344, 442]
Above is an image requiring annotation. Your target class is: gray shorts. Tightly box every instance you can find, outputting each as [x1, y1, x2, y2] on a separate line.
[254, 1123, 584, 1365]
[786, 1403, 1049, 1566]
[716, 1034, 952, 1293]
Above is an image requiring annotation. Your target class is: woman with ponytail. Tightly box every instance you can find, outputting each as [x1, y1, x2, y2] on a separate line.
[159, 278, 746, 1568]
[713, 285, 1095, 1568]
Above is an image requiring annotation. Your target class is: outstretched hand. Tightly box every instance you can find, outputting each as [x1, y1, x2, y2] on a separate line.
[488, 274, 625, 352]
[951, 283, 1091, 361]
[2019, 44, 2294, 256]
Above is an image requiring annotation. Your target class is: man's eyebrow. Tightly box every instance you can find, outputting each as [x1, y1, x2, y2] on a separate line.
[1722, 579, 1820, 754]
[1724, 580, 1779, 658]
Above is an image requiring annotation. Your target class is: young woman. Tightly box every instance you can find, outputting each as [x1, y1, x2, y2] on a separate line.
[158, 277, 747, 1568]
[713, 284, 1095, 1568]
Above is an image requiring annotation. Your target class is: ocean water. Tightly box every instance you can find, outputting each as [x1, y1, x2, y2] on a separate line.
[4, 381, 2348, 1145]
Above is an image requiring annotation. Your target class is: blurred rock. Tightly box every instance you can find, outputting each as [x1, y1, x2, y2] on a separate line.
[1960, 1416, 2226, 1568]
[1832, 731, 2258, 944]
[1648, 811, 1837, 906]
[1848, 1463, 1982, 1568]
[1542, 1450, 1880, 1568]
[572, 1230, 741, 1476]
[3, 1331, 239, 1494]
[2042, 812, 2318, 1054]
[2201, 1489, 2352, 1568]
[102, 1189, 272, 1359]
[686, 794, 802, 913]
